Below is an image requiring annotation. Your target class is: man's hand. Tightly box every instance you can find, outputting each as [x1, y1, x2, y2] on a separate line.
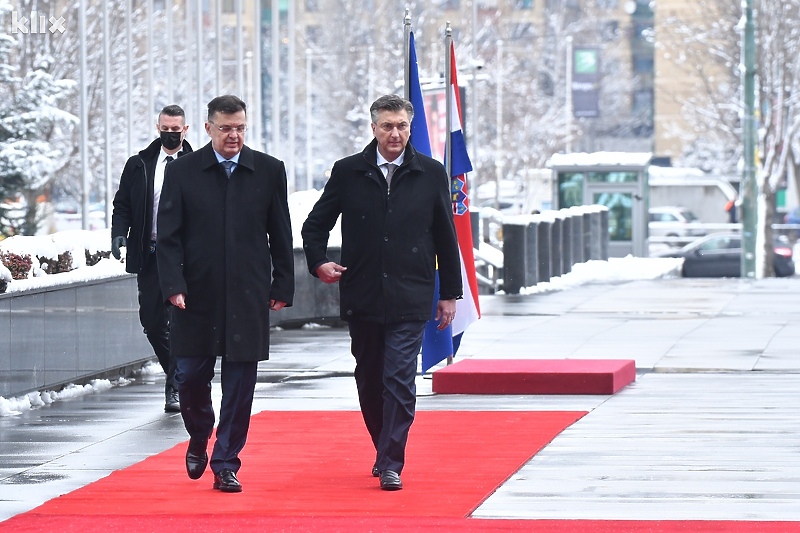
[270, 300, 287, 311]
[315, 261, 347, 284]
[435, 299, 457, 330]
[111, 236, 127, 260]
[168, 293, 186, 309]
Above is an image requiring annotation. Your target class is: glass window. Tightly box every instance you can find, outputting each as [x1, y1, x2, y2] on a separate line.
[698, 236, 738, 252]
[586, 171, 639, 183]
[601, 20, 619, 42]
[594, 192, 633, 241]
[306, 25, 320, 45]
[514, 0, 533, 8]
[558, 172, 584, 209]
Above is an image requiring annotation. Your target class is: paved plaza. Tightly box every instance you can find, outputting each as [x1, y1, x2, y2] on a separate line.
[1, 276, 799, 522]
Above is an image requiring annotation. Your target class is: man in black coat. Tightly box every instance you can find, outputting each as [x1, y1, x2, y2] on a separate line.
[111, 104, 192, 413]
[302, 94, 462, 491]
[157, 95, 294, 493]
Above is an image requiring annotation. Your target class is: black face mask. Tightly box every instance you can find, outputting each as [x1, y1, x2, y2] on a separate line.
[160, 131, 182, 150]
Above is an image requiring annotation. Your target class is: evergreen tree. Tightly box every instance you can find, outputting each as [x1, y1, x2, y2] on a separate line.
[0, 0, 77, 236]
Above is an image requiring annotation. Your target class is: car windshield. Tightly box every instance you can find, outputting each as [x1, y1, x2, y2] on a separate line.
[681, 210, 699, 222]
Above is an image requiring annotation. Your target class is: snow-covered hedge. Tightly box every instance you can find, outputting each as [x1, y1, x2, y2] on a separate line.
[0, 228, 123, 294]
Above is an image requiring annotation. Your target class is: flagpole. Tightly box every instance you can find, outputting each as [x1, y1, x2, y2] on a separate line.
[444, 23, 454, 366]
[403, 10, 411, 100]
[445, 23, 453, 183]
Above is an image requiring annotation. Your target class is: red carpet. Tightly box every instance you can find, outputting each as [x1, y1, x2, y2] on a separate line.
[5, 516, 800, 532]
[433, 359, 636, 395]
[4, 410, 797, 532]
[2, 410, 581, 530]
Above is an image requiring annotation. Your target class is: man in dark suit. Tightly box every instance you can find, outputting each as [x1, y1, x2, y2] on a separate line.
[111, 104, 192, 413]
[302, 94, 462, 491]
[156, 95, 294, 493]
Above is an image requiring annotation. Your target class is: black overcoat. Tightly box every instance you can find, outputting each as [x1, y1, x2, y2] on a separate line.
[111, 138, 193, 274]
[302, 139, 461, 323]
[156, 142, 295, 361]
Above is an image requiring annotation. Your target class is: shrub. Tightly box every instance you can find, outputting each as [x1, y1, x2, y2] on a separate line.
[38, 251, 73, 274]
[85, 249, 111, 267]
[1, 252, 33, 280]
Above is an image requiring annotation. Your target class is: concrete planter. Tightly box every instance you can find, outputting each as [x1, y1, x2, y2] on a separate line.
[0, 249, 342, 398]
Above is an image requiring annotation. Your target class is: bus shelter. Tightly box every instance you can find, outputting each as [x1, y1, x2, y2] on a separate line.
[548, 152, 651, 257]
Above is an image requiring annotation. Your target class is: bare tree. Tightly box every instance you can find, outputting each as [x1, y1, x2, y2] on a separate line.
[659, 0, 800, 277]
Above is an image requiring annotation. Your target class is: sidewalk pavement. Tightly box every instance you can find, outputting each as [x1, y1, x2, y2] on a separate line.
[1, 276, 799, 522]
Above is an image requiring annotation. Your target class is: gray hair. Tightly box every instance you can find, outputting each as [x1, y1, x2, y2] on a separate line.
[369, 94, 414, 123]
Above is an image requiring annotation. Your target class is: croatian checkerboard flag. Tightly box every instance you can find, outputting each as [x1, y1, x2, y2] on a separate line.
[446, 41, 481, 353]
[408, 32, 454, 374]
[418, 38, 481, 373]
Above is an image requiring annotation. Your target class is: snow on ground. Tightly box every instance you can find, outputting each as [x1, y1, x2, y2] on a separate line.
[0, 361, 161, 417]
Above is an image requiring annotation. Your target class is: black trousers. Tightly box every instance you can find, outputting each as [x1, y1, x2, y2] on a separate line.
[174, 356, 258, 474]
[136, 250, 175, 392]
[348, 319, 426, 475]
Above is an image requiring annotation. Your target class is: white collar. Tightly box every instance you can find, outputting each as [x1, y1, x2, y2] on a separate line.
[376, 149, 403, 168]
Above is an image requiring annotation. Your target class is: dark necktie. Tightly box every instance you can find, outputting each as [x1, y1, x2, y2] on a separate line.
[385, 163, 397, 187]
[165, 155, 174, 164]
[222, 160, 234, 178]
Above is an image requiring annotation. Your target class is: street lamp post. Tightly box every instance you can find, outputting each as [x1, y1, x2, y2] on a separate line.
[741, 0, 757, 278]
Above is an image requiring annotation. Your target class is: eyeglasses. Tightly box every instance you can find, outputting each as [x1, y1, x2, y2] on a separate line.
[378, 122, 409, 133]
[209, 122, 247, 134]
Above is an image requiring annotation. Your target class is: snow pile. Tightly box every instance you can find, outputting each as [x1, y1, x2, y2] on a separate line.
[518, 256, 682, 295]
[0, 379, 114, 416]
[0, 362, 160, 417]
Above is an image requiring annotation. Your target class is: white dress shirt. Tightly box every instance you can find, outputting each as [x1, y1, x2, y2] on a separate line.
[152, 149, 179, 240]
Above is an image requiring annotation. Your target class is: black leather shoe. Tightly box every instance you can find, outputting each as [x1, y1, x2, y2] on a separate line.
[379, 469, 402, 491]
[213, 469, 242, 493]
[372, 465, 380, 477]
[164, 387, 180, 413]
[185, 438, 208, 480]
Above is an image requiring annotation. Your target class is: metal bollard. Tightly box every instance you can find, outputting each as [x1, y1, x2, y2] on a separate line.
[587, 206, 603, 260]
[524, 219, 539, 287]
[502, 220, 527, 294]
[599, 207, 610, 260]
[559, 210, 572, 275]
[550, 214, 563, 278]
[536, 216, 552, 283]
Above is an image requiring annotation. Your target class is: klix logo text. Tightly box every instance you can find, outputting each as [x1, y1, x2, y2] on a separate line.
[10, 11, 66, 34]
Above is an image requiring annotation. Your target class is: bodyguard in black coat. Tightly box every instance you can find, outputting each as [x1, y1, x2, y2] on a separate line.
[157, 95, 294, 493]
[302, 95, 462, 491]
[110, 104, 192, 413]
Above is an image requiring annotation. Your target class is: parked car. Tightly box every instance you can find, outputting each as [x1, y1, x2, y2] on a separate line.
[784, 206, 800, 241]
[659, 233, 795, 278]
[649, 206, 706, 244]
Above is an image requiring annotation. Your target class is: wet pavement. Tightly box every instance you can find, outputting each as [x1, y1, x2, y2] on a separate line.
[1, 276, 800, 522]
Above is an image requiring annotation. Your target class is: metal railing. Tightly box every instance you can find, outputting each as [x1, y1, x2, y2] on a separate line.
[648, 222, 800, 247]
